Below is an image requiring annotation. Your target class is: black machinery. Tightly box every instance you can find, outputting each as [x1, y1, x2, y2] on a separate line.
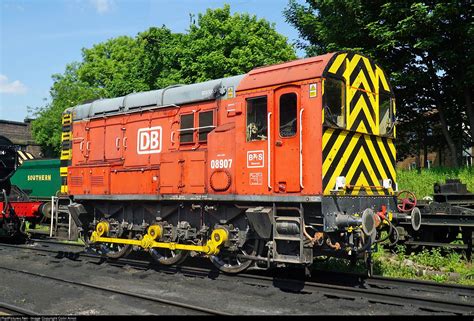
[396, 179, 474, 260]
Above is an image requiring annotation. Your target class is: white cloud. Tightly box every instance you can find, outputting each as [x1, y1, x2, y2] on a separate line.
[90, 0, 113, 14]
[0, 74, 27, 94]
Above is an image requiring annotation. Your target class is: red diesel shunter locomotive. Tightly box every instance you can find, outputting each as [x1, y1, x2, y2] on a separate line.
[62, 52, 420, 273]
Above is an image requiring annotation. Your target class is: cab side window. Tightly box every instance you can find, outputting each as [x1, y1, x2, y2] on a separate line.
[246, 96, 267, 141]
[324, 78, 345, 128]
[180, 113, 194, 144]
[279, 93, 297, 138]
[379, 91, 394, 136]
[198, 110, 214, 142]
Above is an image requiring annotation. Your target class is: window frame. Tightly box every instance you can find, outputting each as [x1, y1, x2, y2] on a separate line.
[323, 77, 346, 129]
[278, 92, 298, 139]
[179, 112, 195, 145]
[245, 95, 268, 142]
[198, 110, 216, 143]
[378, 91, 395, 138]
[179, 109, 217, 145]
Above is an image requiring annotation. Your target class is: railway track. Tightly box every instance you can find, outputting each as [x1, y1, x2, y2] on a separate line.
[0, 241, 473, 315]
[0, 302, 39, 316]
[0, 264, 230, 315]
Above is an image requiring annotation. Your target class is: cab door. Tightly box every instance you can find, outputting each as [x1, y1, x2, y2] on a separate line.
[273, 86, 301, 193]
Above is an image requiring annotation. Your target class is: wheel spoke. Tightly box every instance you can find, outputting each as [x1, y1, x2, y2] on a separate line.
[210, 238, 260, 274]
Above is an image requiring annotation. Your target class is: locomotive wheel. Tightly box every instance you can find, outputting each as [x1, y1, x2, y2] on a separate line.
[84, 228, 133, 259]
[210, 238, 260, 274]
[149, 248, 189, 265]
[101, 230, 133, 259]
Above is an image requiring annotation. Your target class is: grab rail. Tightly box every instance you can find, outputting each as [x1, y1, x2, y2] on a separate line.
[267, 112, 272, 190]
[299, 108, 304, 189]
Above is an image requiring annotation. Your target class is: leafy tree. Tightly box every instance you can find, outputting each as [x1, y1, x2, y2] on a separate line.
[178, 5, 296, 83]
[32, 6, 296, 155]
[31, 63, 103, 156]
[284, 0, 472, 167]
[138, 26, 185, 89]
[78, 36, 150, 97]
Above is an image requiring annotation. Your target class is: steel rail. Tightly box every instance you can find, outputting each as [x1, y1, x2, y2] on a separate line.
[0, 263, 230, 316]
[0, 302, 39, 316]
[103, 257, 474, 314]
[1, 242, 472, 314]
[242, 274, 474, 315]
[309, 269, 474, 294]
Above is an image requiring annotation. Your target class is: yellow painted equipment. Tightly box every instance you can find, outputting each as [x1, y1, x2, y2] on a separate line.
[90, 222, 229, 255]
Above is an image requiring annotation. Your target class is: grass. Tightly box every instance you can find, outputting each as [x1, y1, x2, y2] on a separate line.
[312, 245, 474, 285]
[372, 245, 474, 285]
[391, 166, 473, 285]
[397, 166, 474, 198]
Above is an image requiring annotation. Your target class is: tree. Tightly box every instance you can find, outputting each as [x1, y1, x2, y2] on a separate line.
[78, 36, 150, 97]
[31, 63, 103, 156]
[178, 5, 296, 83]
[32, 6, 296, 155]
[284, 0, 473, 167]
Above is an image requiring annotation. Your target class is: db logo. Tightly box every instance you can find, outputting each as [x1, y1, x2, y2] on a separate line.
[137, 126, 162, 154]
[247, 150, 264, 168]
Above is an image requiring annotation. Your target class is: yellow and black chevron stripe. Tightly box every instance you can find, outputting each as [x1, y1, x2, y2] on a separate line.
[324, 52, 392, 135]
[60, 112, 72, 194]
[17, 150, 34, 165]
[322, 128, 396, 195]
[322, 52, 396, 195]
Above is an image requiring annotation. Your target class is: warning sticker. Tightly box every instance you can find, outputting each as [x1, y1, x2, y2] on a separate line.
[309, 83, 317, 98]
[227, 86, 234, 99]
[249, 172, 263, 186]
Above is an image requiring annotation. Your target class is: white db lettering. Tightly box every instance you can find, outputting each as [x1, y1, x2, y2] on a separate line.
[150, 131, 160, 150]
[137, 126, 162, 154]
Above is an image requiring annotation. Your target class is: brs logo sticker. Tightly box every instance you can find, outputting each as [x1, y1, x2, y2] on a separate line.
[247, 150, 264, 168]
[137, 126, 162, 154]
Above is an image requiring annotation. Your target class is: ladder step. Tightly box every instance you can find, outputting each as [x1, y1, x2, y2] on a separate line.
[56, 223, 69, 227]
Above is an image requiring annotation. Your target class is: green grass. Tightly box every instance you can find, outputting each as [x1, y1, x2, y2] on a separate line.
[372, 245, 474, 285]
[313, 246, 474, 285]
[396, 167, 474, 199]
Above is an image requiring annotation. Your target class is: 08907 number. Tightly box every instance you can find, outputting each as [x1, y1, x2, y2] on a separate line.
[210, 159, 232, 169]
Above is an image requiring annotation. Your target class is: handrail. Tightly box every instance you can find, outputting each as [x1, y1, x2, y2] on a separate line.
[299, 108, 304, 189]
[50, 196, 54, 238]
[177, 125, 216, 132]
[267, 112, 272, 190]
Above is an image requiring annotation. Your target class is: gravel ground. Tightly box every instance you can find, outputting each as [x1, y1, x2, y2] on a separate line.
[0, 245, 457, 315]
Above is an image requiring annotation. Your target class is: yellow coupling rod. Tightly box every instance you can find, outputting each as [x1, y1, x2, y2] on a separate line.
[89, 223, 229, 255]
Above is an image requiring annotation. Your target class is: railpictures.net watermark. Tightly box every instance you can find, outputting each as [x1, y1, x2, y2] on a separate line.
[0, 317, 77, 321]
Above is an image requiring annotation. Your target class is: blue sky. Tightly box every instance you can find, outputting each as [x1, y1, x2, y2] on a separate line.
[0, 0, 304, 122]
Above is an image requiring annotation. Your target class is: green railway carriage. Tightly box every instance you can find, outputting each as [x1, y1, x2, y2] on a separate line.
[11, 159, 61, 200]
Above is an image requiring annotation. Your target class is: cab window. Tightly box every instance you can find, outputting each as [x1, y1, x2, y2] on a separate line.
[379, 92, 394, 136]
[198, 110, 214, 142]
[279, 93, 297, 138]
[180, 113, 194, 144]
[324, 78, 345, 128]
[246, 96, 267, 141]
